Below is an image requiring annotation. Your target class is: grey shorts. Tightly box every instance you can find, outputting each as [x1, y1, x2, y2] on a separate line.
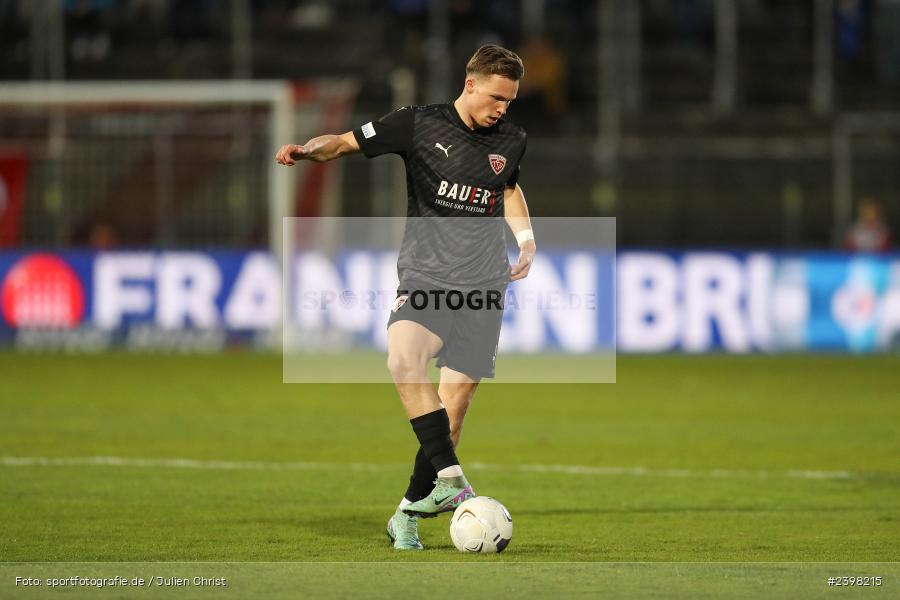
[387, 280, 507, 379]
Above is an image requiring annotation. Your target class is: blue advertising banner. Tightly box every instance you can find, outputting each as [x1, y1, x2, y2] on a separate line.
[617, 252, 900, 353]
[1, 249, 898, 352]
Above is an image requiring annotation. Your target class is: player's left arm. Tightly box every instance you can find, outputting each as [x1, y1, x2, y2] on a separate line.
[504, 184, 536, 281]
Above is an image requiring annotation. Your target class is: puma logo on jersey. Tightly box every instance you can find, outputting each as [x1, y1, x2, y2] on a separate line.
[434, 143, 452, 157]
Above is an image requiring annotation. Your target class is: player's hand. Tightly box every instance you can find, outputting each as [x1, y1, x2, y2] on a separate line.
[510, 240, 535, 281]
[275, 144, 308, 166]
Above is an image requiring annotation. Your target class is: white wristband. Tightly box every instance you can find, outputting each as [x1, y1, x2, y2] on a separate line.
[515, 229, 535, 246]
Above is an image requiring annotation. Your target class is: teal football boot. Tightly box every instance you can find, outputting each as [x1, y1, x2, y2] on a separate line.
[386, 508, 424, 550]
[401, 477, 475, 518]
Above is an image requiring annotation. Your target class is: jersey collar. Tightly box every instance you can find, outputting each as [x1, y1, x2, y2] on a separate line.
[448, 101, 494, 134]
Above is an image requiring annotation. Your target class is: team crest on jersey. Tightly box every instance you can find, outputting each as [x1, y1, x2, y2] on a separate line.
[392, 295, 409, 313]
[488, 154, 507, 176]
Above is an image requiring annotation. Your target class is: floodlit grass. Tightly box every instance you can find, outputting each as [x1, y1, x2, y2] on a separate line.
[1, 352, 898, 597]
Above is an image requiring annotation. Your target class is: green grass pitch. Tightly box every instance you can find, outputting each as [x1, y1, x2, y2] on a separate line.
[1, 352, 898, 598]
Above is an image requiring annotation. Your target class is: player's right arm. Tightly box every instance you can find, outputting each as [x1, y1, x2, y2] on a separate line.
[277, 107, 413, 166]
[275, 131, 359, 165]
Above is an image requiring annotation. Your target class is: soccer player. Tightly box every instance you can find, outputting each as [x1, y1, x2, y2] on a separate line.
[276, 45, 535, 550]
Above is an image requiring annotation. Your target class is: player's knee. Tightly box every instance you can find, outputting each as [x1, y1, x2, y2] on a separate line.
[386, 351, 427, 381]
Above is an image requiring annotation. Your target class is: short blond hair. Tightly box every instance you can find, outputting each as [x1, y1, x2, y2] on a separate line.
[465, 45, 524, 81]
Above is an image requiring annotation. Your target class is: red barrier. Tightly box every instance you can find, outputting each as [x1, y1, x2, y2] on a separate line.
[0, 153, 28, 247]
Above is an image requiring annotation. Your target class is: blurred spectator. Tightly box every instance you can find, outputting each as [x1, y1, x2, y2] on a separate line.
[672, 0, 707, 45]
[834, 0, 876, 85]
[835, 0, 870, 61]
[65, 0, 116, 62]
[387, 0, 429, 68]
[516, 35, 568, 131]
[645, 0, 712, 49]
[290, 0, 335, 29]
[844, 197, 892, 252]
[170, 0, 221, 43]
[390, 0, 430, 15]
[0, 0, 24, 40]
[874, 0, 900, 83]
[88, 222, 120, 249]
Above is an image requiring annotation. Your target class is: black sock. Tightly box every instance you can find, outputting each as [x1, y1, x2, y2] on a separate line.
[409, 408, 459, 474]
[403, 446, 437, 502]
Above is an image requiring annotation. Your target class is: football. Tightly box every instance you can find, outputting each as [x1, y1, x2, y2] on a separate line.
[449, 496, 513, 553]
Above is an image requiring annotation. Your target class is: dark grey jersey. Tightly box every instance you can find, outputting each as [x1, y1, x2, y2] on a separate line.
[352, 103, 528, 289]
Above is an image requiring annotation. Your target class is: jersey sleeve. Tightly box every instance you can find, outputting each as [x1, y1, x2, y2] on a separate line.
[352, 106, 414, 158]
[505, 133, 527, 188]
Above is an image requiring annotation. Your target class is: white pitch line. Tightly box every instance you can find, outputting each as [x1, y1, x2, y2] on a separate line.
[472, 463, 856, 480]
[0, 456, 858, 481]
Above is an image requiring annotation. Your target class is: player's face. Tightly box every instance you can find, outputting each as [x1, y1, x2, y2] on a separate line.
[466, 75, 518, 128]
